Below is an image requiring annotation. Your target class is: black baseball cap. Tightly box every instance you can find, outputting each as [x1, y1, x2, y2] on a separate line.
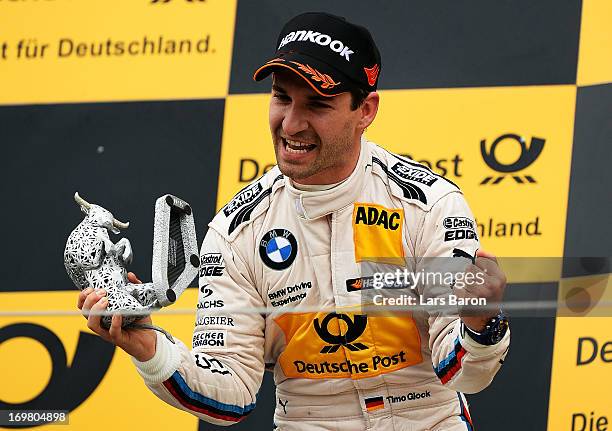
[253, 12, 381, 97]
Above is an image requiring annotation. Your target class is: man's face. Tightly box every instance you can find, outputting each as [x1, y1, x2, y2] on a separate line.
[269, 70, 364, 184]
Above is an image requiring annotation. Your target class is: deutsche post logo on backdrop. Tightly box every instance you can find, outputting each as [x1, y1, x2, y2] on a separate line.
[367, 85, 576, 257]
[0, 322, 114, 413]
[0, 290, 199, 430]
[0, 0, 237, 103]
[479, 133, 545, 185]
[274, 312, 422, 379]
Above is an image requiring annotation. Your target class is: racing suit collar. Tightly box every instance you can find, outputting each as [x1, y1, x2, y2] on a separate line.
[285, 136, 370, 220]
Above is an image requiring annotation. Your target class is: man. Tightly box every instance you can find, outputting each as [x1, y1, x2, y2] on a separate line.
[79, 12, 509, 430]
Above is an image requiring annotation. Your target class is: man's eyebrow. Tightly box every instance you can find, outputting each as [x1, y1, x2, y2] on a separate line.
[272, 84, 286, 93]
[307, 95, 332, 102]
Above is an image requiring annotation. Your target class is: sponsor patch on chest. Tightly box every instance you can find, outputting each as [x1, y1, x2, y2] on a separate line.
[274, 312, 423, 380]
[193, 330, 227, 349]
[352, 203, 405, 264]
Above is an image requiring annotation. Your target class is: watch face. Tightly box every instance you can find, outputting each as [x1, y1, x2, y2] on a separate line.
[462, 314, 508, 345]
[490, 329, 503, 344]
[490, 316, 509, 343]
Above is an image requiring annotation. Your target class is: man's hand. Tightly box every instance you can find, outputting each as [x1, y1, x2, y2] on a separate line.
[77, 272, 157, 362]
[456, 250, 506, 332]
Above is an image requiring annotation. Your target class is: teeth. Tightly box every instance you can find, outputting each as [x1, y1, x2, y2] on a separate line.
[286, 139, 312, 148]
[284, 138, 314, 154]
[286, 145, 308, 154]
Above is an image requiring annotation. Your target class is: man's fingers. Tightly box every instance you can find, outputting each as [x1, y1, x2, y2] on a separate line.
[77, 287, 93, 310]
[86, 296, 110, 340]
[109, 314, 124, 344]
[474, 252, 502, 280]
[128, 272, 142, 284]
[83, 288, 106, 308]
[461, 260, 506, 303]
[460, 263, 490, 294]
[476, 249, 498, 265]
[81, 288, 106, 318]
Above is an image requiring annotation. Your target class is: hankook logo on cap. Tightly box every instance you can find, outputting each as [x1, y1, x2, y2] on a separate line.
[278, 30, 354, 61]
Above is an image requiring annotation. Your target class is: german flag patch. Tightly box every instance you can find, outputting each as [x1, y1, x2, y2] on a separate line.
[364, 396, 384, 412]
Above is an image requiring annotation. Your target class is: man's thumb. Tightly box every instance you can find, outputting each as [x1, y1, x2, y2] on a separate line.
[128, 272, 142, 284]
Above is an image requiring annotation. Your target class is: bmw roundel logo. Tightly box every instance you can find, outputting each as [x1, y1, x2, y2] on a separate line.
[259, 229, 298, 270]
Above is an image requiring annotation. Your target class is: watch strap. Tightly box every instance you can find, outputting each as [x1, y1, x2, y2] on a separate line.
[461, 312, 509, 346]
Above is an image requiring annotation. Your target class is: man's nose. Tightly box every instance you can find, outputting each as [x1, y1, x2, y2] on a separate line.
[282, 105, 308, 136]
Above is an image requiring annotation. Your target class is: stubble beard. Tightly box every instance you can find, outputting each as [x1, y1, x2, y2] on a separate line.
[274, 131, 354, 182]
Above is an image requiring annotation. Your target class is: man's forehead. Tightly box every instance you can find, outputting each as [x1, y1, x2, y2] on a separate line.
[272, 70, 334, 99]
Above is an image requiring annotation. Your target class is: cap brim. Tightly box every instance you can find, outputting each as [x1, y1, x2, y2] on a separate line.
[253, 52, 353, 97]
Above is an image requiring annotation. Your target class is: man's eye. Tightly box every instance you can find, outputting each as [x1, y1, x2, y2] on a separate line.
[273, 94, 290, 101]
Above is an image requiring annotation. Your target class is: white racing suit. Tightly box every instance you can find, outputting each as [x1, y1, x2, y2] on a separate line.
[132, 140, 510, 430]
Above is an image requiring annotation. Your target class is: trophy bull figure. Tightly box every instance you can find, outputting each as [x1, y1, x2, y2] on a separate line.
[64, 192, 158, 328]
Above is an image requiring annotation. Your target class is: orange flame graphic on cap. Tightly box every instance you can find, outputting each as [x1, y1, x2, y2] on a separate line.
[290, 61, 341, 90]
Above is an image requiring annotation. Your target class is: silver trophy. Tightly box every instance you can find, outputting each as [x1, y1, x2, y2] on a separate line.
[64, 192, 199, 338]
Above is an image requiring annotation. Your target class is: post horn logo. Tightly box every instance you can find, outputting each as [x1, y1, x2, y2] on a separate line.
[480, 133, 545, 185]
[313, 313, 368, 353]
[0, 324, 115, 414]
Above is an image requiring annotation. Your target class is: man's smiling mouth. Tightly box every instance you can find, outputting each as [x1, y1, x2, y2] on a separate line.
[283, 137, 317, 154]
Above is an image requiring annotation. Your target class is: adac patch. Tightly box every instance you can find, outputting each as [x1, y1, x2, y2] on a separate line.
[259, 229, 298, 270]
[353, 203, 405, 265]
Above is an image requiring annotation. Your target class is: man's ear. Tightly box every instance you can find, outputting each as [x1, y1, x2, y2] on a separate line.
[357, 92, 380, 130]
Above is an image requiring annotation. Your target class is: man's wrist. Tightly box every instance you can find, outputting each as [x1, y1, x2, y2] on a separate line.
[461, 312, 509, 346]
[461, 315, 493, 332]
[131, 332, 180, 384]
[132, 332, 157, 362]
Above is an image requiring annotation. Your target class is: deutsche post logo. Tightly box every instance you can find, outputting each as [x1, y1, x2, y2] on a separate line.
[0, 323, 114, 413]
[274, 312, 423, 379]
[480, 133, 545, 185]
[313, 313, 368, 353]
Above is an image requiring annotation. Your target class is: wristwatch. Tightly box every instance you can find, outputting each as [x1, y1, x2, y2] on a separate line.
[461, 312, 509, 346]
